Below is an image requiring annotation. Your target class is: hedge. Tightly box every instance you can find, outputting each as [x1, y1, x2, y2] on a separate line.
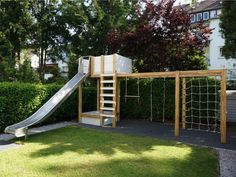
[120, 78, 175, 121]
[0, 82, 96, 132]
[0, 78, 220, 132]
[119, 78, 220, 124]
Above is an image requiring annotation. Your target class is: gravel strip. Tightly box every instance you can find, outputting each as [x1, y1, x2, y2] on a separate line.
[216, 148, 236, 177]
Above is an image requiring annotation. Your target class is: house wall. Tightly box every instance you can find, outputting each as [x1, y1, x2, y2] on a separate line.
[208, 18, 236, 70]
[30, 54, 69, 80]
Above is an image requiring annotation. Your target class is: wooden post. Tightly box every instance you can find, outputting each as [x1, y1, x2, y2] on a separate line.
[220, 69, 227, 144]
[182, 78, 186, 129]
[117, 79, 121, 121]
[78, 84, 82, 123]
[112, 54, 117, 128]
[91, 56, 94, 77]
[97, 78, 100, 111]
[100, 55, 104, 126]
[175, 71, 180, 136]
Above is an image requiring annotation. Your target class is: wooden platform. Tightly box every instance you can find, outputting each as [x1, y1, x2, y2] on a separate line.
[80, 111, 112, 126]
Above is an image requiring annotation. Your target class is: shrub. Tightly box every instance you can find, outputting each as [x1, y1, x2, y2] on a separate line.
[16, 59, 41, 83]
[120, 78, 175, 121]
[0, 82, 96, 132]
[120, 78, 220, 123]
[0, 77, 220, 132]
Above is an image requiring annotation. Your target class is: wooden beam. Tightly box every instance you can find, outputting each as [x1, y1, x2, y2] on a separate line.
[180, 70, 222, 78]
[81, 113, 99, 119]
[175, 71, 180, 136]
[116, 70, 223, 79]
[182, 78, 186, 129]
[97, 78, 100, 111]
[117, 72, 176, 78]
[220, 69, 227, 144]
[78, 84, 82, 123]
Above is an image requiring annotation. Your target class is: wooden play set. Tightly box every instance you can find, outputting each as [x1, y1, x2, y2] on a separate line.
[78, 54, 227, 143]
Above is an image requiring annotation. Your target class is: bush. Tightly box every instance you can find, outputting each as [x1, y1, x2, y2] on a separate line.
[120, 78, 220, 123]
[45, 67, 68, 84]
[0, 82, 96, 132]
[16, 59, 41, 83]
[120, 78, 175, 121]
[0, 77, 220, 132]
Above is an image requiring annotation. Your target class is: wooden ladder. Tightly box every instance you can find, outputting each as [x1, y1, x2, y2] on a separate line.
[100, 56, 117, 128]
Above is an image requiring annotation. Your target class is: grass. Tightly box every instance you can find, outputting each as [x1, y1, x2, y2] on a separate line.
[0, 126, 218, 177]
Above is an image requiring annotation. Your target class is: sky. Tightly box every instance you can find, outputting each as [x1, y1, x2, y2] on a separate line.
[174, 0, 192, 5]
[174, 0, 205, 5]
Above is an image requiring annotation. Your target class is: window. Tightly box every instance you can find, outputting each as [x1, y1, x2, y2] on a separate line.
[203, 12, 209, 20]
[190, 14, 195, 23]
[196, 13, 202, 21]
[219, 47, 224, 58]
[210, 10, 217, 18]
[217, 9, 222, 16]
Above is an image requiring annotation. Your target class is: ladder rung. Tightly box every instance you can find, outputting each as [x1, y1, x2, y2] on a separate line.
[100, 87, 115, 90]
[100, 94, 115, 97]
[100, 100, 116, 104]
[100, 107, 115, 111]
[100, 114, 115, 118]
[101, 74, 115, 77]
[101, 80, 115, 83]
[124, 95, 140, 98]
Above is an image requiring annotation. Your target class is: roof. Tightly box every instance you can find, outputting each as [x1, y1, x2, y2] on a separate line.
[177, 0, 222, 13]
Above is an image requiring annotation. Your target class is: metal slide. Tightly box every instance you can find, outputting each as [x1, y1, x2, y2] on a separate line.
[5, 58, 89, 137]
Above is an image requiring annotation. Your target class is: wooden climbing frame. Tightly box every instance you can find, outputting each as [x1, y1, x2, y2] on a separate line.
[78, 55, 227, 144]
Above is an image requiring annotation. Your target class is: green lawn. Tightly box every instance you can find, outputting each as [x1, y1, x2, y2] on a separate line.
[0, 126, 218, 177]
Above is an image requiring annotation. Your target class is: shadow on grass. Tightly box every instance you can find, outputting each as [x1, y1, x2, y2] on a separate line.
[20, 126, 218, 177]
[37, 148, 217, 177]
[26, 126, 184, 157]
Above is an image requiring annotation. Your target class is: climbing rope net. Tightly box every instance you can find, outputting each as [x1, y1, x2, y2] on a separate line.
[184, 76, 221, 132]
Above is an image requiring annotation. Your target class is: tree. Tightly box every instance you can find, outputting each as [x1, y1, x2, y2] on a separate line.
[0, 0, 32, 82]
[45, 66, 67, 84]
[65, 0, 137, 56]
[63, 0, 137, 78]
[220, 0, 236, 59]
[16, 59, 41, 83]
[0, 0, 32, 63]
[106, 0, 211, 72]
[29, 0, 66, 81]
[0, 32, 15, 82]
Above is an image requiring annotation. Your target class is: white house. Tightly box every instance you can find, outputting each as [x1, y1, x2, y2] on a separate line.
[180, 0, 236, 75]
[30, 53, 69, 80]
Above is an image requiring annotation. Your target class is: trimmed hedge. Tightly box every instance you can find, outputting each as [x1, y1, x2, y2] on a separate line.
[120, 78, 175, 121]
[0, 78, 220, 132]
[0, 82, 96, 132]
[120, 78, 220, 123]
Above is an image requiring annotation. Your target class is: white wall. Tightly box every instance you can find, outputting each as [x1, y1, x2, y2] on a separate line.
[208, 18, 236, 70]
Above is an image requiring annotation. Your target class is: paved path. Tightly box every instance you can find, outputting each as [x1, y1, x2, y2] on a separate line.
[0, 121, 77, 151]
[0, 141, 19, 151]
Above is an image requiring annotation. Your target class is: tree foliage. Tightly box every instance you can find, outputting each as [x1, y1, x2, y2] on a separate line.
[220, 0, 236, 59]
[0, 0, 32, 62]
[16, 59, 41, 83]
[107, 0, 211, 72]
